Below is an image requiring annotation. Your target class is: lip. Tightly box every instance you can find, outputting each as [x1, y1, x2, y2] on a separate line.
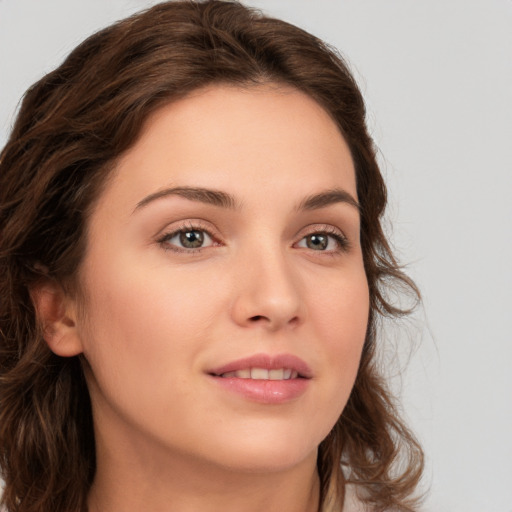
[207, 353, 312, 404]
[208, 353, 313, 379]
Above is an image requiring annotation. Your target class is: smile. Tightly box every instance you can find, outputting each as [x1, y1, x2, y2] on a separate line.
[218, 368, 300, 380]
[208, 354, 312, 404]
[208, 353, 313, 380]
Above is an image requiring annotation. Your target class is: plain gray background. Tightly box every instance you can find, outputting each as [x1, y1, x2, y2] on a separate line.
[1, 1, 511, 511]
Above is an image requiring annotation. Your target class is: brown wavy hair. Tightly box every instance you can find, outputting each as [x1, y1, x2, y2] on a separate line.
[0, 1, 423, 511]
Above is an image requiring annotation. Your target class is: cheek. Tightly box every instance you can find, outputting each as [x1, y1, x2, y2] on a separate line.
[308, 267, 369, 410]
[81, 251, 217, 339]
[75, 262, 225, 442]
[310, 263, 369, 349]
[75, 257, 219, 397]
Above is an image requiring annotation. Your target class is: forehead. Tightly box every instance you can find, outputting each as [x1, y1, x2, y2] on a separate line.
[100, 84, 356, 211]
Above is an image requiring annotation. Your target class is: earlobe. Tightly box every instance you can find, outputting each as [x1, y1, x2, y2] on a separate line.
[30, 280, 84, 357]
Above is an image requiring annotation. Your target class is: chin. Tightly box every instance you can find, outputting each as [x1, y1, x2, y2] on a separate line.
[218, 449, 317, 475]
[198, 426, 322, 474]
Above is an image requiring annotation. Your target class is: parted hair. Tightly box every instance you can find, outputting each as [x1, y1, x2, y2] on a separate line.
[0, 1, 423, 511]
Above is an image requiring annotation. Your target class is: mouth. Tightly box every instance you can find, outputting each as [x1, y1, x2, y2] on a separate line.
[208, 353, 313, 381]
[212, 367, 301, 380]
[206, 353, 312, 403]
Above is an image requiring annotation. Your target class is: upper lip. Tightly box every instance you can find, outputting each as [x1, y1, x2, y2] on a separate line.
[208, 353, 313, 379]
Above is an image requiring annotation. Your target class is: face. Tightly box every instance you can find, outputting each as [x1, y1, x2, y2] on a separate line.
[74, 84, 369, 474]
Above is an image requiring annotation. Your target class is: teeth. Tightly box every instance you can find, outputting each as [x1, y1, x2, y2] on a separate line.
[220, 368, 298, 380]
[269, 369, 284, 380]
[251, 368, 269, 379]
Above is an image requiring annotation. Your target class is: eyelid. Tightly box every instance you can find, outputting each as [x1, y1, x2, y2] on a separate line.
[156, 220, 222, 253]
[294, 224, 350, 252]
[155, 220, 350, 255]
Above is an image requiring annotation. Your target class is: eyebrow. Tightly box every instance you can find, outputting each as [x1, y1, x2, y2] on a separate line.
[133, 185, 359, 213]
[134, 186, 239, 212]
[296, 188, 360, 212]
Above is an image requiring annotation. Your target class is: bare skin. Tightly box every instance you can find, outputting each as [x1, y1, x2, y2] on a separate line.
[38, 84, 369, 512]
[88, 438, 320, 512]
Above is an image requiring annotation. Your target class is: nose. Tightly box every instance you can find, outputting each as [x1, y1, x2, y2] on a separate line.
[230, 245, 304, 331]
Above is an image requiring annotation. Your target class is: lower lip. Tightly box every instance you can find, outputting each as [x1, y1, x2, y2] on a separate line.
[209, 376, 310, 404]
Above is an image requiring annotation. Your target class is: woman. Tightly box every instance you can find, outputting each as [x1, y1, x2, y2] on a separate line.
[0, 1, 424, 511]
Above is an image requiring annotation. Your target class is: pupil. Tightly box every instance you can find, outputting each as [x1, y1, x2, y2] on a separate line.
[307, 234, 327, 250]
[180, 230, 204, 248]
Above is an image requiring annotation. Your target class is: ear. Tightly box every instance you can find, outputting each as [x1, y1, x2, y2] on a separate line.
[30, 279, 84, 357]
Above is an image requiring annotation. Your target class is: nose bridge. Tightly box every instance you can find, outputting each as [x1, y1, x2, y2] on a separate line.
[231, 236, 303, 330]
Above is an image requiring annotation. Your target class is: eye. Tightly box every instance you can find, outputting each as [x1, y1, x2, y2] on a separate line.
[296, 230, 348, 252]
[159, 227, 215, 251]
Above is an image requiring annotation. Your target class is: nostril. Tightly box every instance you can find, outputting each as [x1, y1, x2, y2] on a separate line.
[247, 314, 300, 327]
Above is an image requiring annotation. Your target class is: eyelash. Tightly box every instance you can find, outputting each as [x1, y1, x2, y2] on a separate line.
[157, 222, 350, 255]
[299, 225, 350, 254]
[157, 221, 219, 254]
